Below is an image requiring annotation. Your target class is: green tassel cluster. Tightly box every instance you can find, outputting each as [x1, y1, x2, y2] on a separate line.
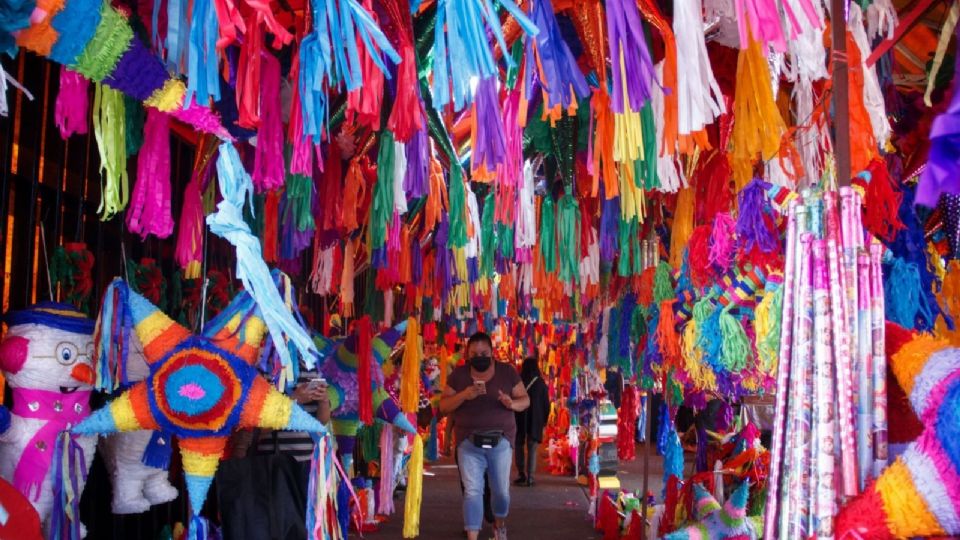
[371, 131, 397, 251]
[447, 166, 468, 248]
[284, 147, 315, 233]
[480, 192, 495, 278]
[653, 261, 675, 305]
[719, 307, 752, 372]
[540, 195, 557, 273]
[557, 192, 580, 284]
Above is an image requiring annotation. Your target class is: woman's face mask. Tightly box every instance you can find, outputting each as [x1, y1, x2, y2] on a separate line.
[469, 354, 492, 371]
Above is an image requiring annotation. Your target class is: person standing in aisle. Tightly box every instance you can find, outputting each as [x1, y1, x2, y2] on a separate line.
[440, 332, 530, 540]
[514, 356, 550, 486]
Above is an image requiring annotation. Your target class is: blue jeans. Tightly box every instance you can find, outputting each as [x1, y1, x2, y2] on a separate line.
[457, 438, 512, 531]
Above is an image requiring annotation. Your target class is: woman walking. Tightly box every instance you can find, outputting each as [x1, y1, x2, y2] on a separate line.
[514, 357, 550, 486]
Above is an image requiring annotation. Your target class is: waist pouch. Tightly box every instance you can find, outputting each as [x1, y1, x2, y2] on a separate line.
[471, 430, 504, 449]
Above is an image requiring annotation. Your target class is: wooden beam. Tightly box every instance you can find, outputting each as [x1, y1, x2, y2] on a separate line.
[865, 0, 941, 67]
[832, 0, 852, 187]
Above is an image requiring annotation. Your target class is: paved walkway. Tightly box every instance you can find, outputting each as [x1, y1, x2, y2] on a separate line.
[362, 443, 665, 540]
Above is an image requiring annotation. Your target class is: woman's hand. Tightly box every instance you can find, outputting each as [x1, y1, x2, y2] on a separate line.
[498, 390, 514, 410]
[293, 382, 329, 405]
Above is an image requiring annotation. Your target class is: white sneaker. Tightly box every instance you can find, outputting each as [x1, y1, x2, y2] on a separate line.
[492, 525, 507, 540]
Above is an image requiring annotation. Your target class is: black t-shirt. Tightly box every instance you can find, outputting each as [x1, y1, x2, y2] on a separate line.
[448, 362, 522, 447]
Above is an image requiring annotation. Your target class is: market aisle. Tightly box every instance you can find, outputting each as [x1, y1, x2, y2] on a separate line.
[362, 454, 599, 539]
[362, 443, 667, 540]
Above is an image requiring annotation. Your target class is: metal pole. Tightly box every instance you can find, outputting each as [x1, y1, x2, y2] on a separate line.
[832, 0, 852, 187]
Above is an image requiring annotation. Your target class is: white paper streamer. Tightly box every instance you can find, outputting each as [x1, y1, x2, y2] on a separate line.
[673, 0, 725, 136]
[850, 4, 893, 149]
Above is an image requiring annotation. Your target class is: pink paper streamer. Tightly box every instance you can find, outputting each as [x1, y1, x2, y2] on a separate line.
[55, 68, 89, 138]
[127, 109, 174, 239]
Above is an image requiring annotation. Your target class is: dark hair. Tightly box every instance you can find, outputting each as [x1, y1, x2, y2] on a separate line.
[520, 356, 541, 383]
[466, 331, 493, 350]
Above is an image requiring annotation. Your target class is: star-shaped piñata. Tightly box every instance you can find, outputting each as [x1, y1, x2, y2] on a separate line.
[663, 482, 761, 540]
[73, 282, 324, 528]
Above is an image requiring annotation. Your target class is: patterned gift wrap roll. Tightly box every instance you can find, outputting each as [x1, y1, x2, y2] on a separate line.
[870, 239, 888, 475]
[812, 239, 837, 539]
[764, 200, 799, 540]
[856, 251, 874, 490]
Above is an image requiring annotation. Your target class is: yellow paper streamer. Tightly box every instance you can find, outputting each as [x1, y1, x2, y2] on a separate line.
[730, 32, 785, 189]
[668, 187, 695, 268]
[402, 434, 424, 538]
[400, 317, 422, 413]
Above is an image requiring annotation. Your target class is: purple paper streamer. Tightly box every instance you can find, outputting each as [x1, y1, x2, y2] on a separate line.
[404, 127, 430, 200]
[604, 0, 656, 113]
[736, 178, 778, 254]
[472, 76, 507, 172]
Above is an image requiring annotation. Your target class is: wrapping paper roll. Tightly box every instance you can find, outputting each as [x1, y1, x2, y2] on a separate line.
[855, 251, 873, 489]
[764, 200, 799, 540]
[812, 239, 837, 539]
[825, 192, 858, 497]
[869, 240, 888, 475]
[785, 227, 814, 539]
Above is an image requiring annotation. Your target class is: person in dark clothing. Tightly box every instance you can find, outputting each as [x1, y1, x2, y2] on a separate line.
[514, 357, 550, 487]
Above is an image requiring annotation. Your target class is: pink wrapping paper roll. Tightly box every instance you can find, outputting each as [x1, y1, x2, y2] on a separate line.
[764, 200, 799, 540]
[869, 239, 887, 475]
[856, 251, 873, 489]
[812, 239, 837, 538]
[785, 228, 814, 539]
[825, 192, 858, 498]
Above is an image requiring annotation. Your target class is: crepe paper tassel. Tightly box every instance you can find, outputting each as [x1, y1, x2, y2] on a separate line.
[175, 178, 205, 279]
[430, 0, 537, 111]
[730, 32, 785, 189]
[371, 131, 397, 252]
[736, 178, 778, 254]
[251, 54, 285, 191]
[185, 0, 220, 106]
[92, 83, 129, 220]
[479, 192, 495, 278]
[884, 256, 923, 330]
[299, 0, 399, 141]
[206, 142, 318, 370]
[50, 432, 84, 540]
[557, 192, 581, 285]
[685, 225, 713, 290]
[340, 241, 357, 317]
[127, 109, 173, 239]
[347, 0, 387, 131]
[733, 0, 790, 52]
[376, 424, 396, 516]
[706, 214, 735, 277]
[392, 139, 409, 216]
[857, 160, 905, 242]
[402, 434, 423, 538]
[384, 0, 423, 142]
[448, 166, 469, 249]
[399, 317, 422, 413]
[470, 77, 506, 180]
[672, 0, 725, 139]
[849, 4, 892, 150]
[605, 0, 655, 114]
[523, 0, 590, 122]
[355, 315, 374, 425]
[55, 68, 89, 138]
[539, 196, 558, 274]
[668, 187, 695, 269]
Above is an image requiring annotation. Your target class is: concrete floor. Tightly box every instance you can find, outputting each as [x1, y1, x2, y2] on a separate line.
[362, 443, 665, 540]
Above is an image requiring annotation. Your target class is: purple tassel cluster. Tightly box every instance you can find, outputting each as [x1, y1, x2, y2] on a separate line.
[605, 0, 656, 113]
[471, 77, 507, 172]
[735, 178, 778, 254]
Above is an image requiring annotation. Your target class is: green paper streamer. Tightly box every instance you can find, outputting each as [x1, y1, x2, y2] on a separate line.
[447, 166, 468, 248]
[284, 150, 315, 232]
[497, 222, 514, 260]
[617, 216, 632, 277]
[93, 83, 128, 221]
[125, 94, 144, 156]
[637, 101, 659, 190]
[557, 192, 580, 284]
[372, 131, 397, 250]
[480, 191, 495, 278]
[539, 195, 557, 274]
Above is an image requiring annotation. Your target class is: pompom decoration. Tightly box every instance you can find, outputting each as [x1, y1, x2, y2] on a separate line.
[0, 303, 97, 534]
[126, 108, 173, 239]
[73, 280, 327, 540]
[835, 323, 960, 539]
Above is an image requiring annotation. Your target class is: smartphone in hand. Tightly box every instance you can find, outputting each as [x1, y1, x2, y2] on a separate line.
[308, 378, 328, 390]
[473, 380, 486, 395]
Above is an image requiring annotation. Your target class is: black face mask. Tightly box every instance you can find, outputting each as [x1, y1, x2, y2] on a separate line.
[469, 355, 492, 371]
